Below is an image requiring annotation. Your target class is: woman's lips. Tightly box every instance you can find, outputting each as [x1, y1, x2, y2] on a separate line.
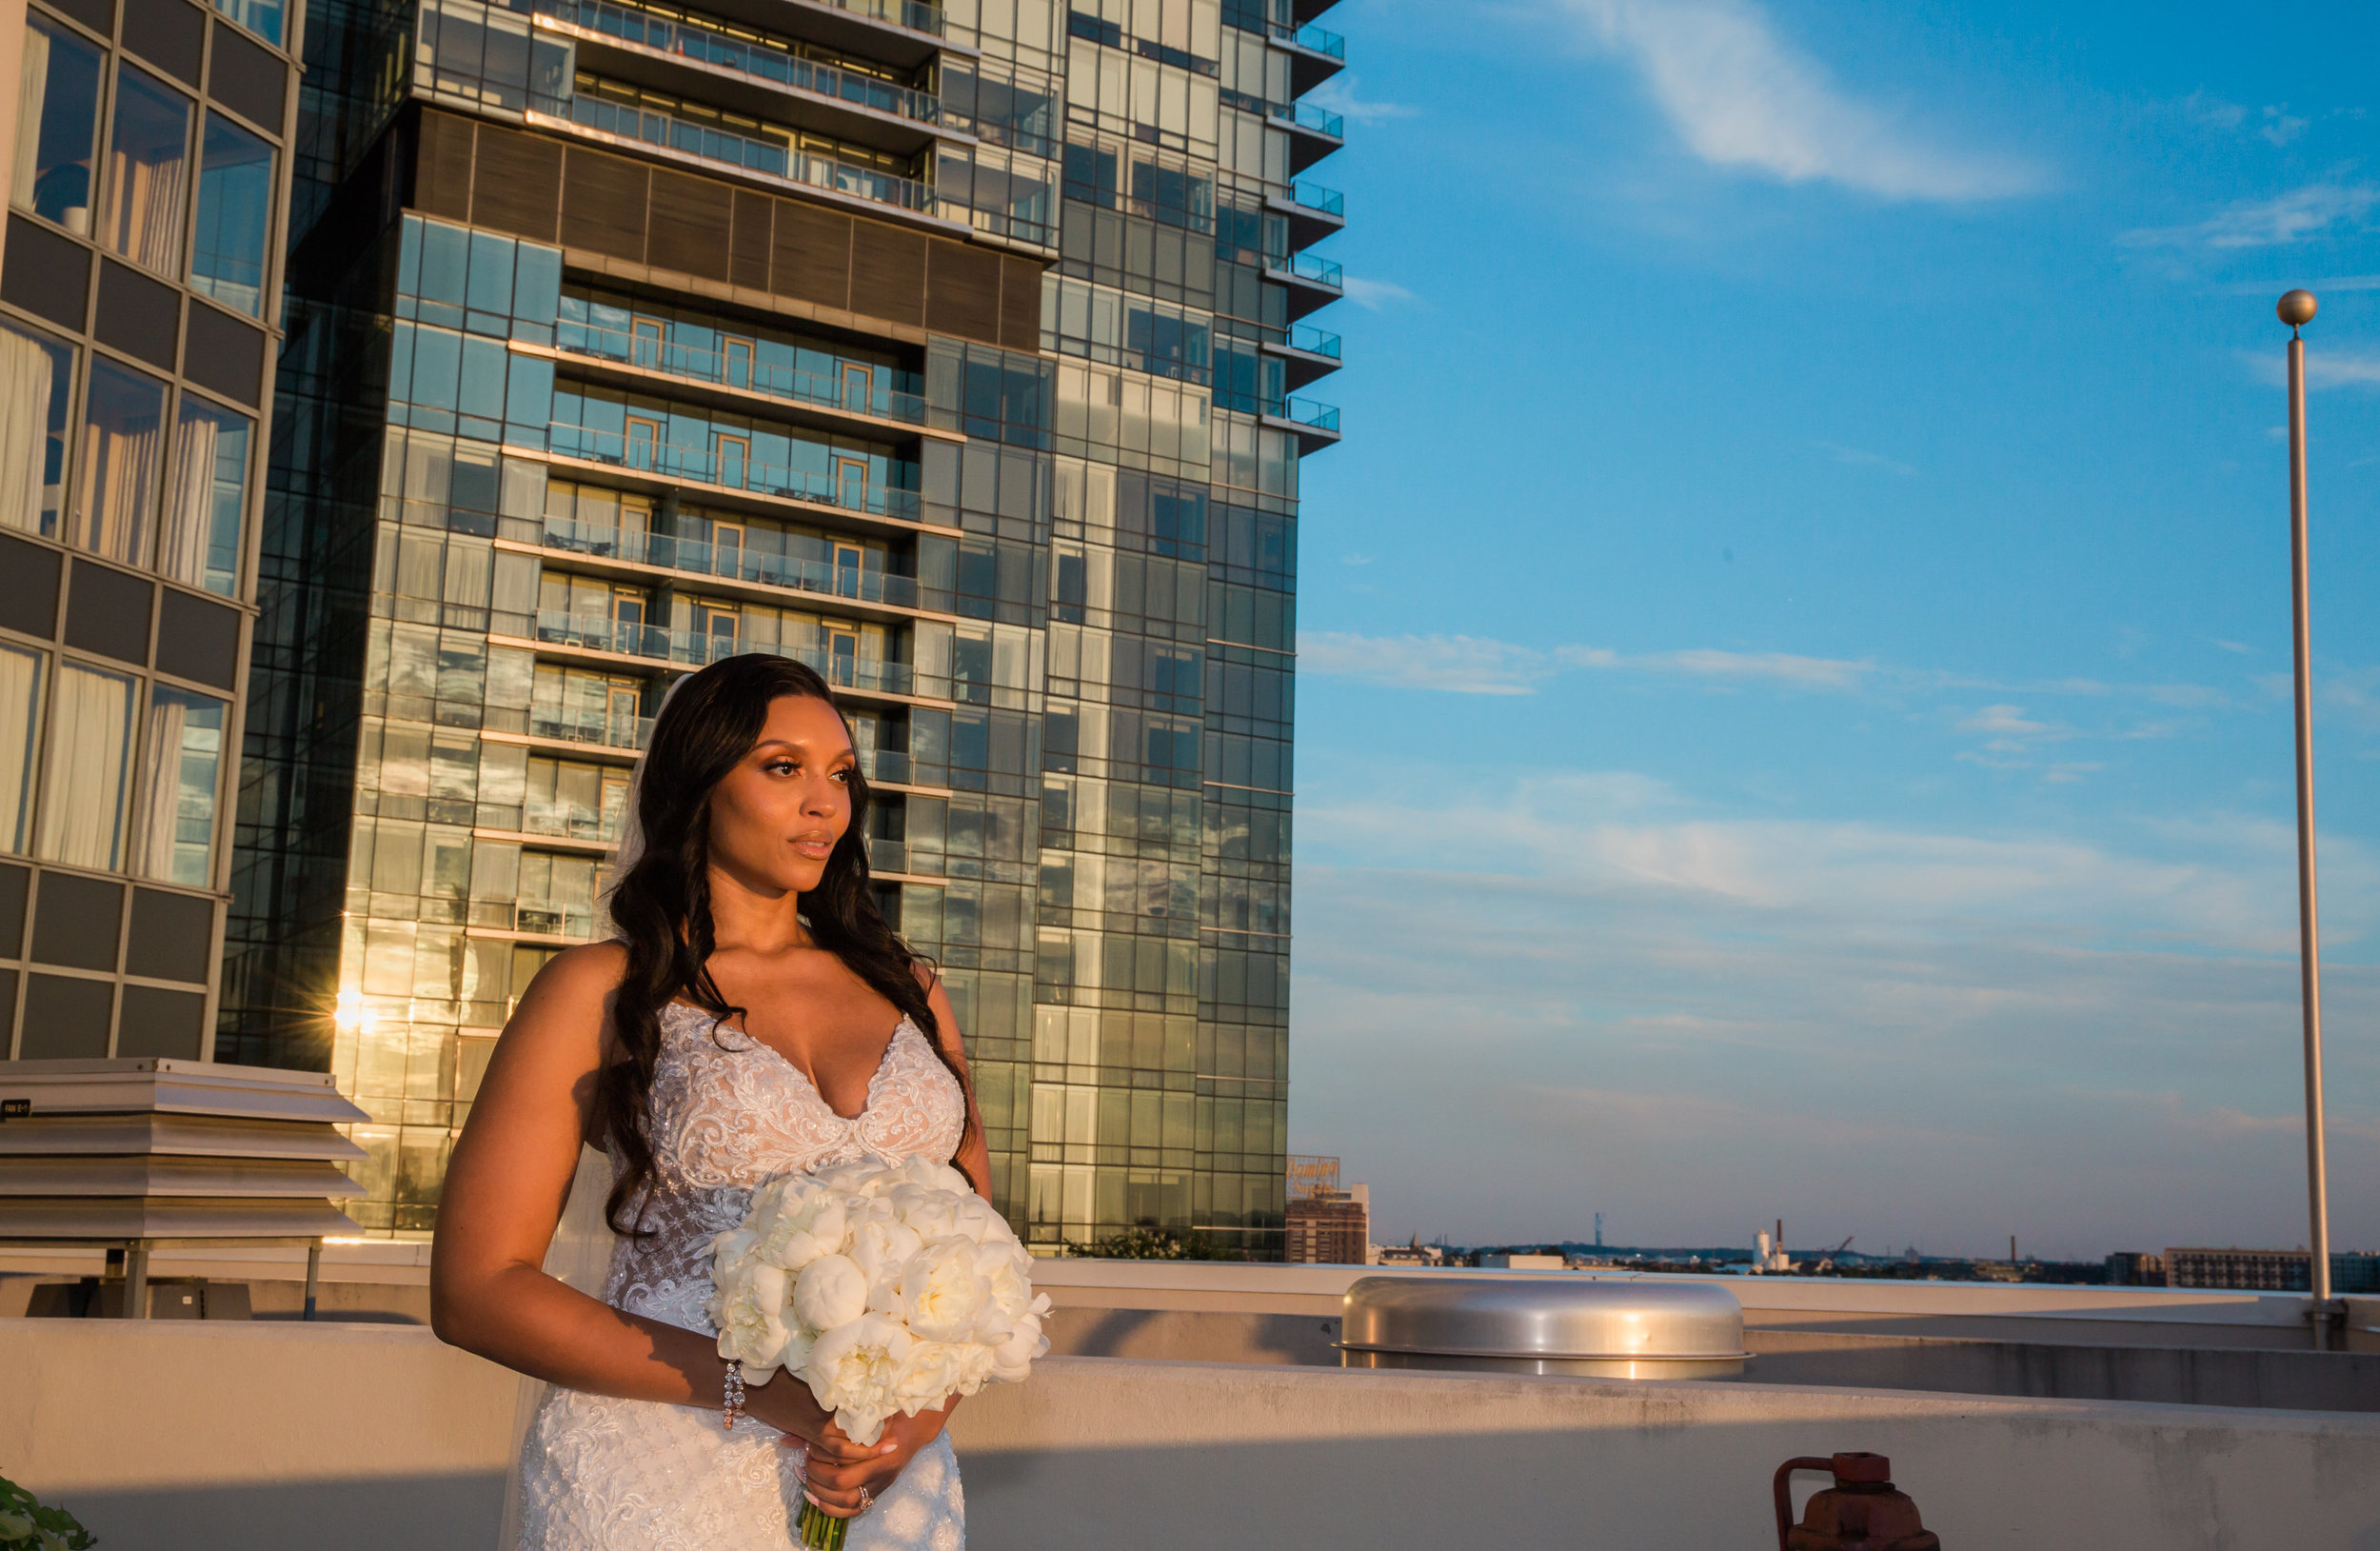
[791, 835, 835, 859]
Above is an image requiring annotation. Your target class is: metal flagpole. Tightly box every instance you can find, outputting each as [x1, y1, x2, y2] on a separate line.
[2278, 288, 2332, 1335]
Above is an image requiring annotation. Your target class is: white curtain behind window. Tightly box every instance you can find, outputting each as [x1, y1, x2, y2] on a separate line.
[12, 30, 49, 209]
[157, 405, 218, 587]
[36, 662, 132, 870]
[0, 646, 46, 854]
[129, 690, 188, 882]
[0, 328, 51, 536]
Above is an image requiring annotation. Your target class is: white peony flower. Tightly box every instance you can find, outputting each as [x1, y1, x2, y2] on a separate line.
[892, 1237, 998, 1342]
[847, 1215, 925, 1286]
[804, 1312, 914, 1445]
[889, 1183, 962, 1242]
[712, 1260, 795, 1382]
[793, 1252, 870, 1332]
[889, 1338, 993, 1415]
[888, 1154, 974, 1198]
[985, 1309, 1047, 1383]
[811, 1157, 897, 1197]
[948, 1194, 1012, 1245]
[970, 1237, 1043, 1327]
[744, 1175, 853, 1273]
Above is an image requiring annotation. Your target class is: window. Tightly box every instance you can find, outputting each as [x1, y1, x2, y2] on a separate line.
[159, 395, 250, 596]
[100, 66, 194, 277]
[189, 113, 275, 316]
[210, 0, 284, 46]
[0, 646, 46, 854]
[37, 660, 135, 870]
[129, 686, 224, 885]
[75, 356, 169, 567]
[0, 321, 75, 539]
[13, 15, 104, 234]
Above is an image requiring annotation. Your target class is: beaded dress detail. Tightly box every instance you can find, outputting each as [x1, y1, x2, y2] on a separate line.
[517, 1000, 969, 1551]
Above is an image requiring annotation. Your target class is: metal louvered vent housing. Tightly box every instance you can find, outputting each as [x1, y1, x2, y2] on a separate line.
[1339, 1275, 1748, 1380]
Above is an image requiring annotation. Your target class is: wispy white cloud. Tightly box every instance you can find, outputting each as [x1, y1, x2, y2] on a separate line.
[1339, 276, 1416, 311]
[1303, 76, 1417, 126]
[2260, 107, 2310, 148]
[1293, 774, 2380, 1251]
[2124, 183, 2380, 249]
[1300, 632, 1877, 696]
[1957, 705, 2050, 737]
[1553, 0, 2039, 202]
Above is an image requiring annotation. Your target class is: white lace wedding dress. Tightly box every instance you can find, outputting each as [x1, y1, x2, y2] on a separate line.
[516, 1001, 970, 1551]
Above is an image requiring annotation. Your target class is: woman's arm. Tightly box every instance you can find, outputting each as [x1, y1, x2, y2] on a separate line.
[921, 967, 993, 1203]
[428, 945, 843, 1445]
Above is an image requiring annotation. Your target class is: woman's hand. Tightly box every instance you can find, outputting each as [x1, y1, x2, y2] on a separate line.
[792, 1402, 954, 1519]
[741, 1370, 841, 1449]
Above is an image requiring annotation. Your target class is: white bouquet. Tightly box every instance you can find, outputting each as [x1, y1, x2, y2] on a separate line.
[708, 1154, 1048, 1549]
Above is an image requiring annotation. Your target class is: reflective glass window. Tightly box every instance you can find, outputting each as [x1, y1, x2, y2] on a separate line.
[0, 644, 46, 854]
[100, 66, 195, 276]
[75, 356, 169, 567]
[189, 112, 275, 316]
[211, 0, 285, 48]
[37, 659, 135, 870]
[161, 395, 251, 596]
[130, 686, 226, 885]
[0, 321, 75, 539]
[13, 15, 105, 234]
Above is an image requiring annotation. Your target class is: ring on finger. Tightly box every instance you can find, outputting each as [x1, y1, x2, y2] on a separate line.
[857, 1485, 873, 1513]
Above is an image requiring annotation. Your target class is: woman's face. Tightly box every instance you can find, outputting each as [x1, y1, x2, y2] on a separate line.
[704, 694, 857, 898]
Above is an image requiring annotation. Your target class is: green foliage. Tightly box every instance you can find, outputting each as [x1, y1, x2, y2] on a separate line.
[1063, 1225, 1247, 1262]
[0, 1472, 95, 1550]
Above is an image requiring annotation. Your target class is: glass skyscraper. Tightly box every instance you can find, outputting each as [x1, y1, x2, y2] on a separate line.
[0, 0, 294, 1063]
[218, 0, 1339, 1253]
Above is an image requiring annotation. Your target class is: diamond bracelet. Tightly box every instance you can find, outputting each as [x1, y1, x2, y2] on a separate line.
[723, 1359, 745, 1431]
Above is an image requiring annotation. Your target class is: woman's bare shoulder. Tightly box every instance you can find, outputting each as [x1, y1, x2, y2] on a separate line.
[506, 942, 632, 1055]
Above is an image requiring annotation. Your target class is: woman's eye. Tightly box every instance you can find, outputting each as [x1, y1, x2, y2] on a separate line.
[831, 767, 852, 784]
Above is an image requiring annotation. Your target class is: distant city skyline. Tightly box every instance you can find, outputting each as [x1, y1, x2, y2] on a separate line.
[1286, 0, 2380, 1261]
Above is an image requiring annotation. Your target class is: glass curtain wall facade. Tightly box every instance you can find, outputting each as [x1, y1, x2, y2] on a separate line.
[0, 0, 297, 1064]
[227, 0, 1339, 1254]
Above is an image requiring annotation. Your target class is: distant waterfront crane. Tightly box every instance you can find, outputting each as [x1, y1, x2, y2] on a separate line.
[1814, 1236, 1854, 1274]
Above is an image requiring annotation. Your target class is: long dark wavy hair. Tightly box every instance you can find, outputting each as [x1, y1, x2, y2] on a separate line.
[595, 653, 970, 1233]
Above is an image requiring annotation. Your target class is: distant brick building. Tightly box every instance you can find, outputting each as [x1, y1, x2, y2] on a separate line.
[1285, 1185, 1370, 1264]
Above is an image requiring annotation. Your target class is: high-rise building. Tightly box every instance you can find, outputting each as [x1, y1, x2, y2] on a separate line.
[218, 0, 1339, 1251]
[0, 0, 297, 1062]
[1284, 1182, 1363, 1264]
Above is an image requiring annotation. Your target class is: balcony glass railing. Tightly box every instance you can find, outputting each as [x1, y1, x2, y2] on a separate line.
[1287, 323, 1340, 358]
[822, 0, 942, 36]
[1268, 99, 1343, 138]
[541, 93, 937, 216]
[534, 0, 942, 125]
[554, 322, 930, 424]
[529, 609, 921, 694]
[545, 425, 923, 521]
[1262, 251, 1342, 289]
[1265, 396, 1339, 432]
[537, 518, 931, 609]
[1267, 20, 1342, 58]
[1282, 180, 1342, 219]
[525, 706, 656, 750]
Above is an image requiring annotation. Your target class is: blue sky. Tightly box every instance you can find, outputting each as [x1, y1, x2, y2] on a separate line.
[1283, 0, 2380, 1258]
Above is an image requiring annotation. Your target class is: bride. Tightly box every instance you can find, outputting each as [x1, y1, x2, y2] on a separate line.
[431, 653, 989, 1549]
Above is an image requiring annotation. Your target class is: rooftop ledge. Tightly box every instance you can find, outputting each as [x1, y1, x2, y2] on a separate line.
[2, 1320, 2375, 1550]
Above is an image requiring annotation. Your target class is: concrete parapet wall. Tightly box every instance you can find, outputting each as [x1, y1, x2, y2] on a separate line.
[4, 1320, 2377, 1548]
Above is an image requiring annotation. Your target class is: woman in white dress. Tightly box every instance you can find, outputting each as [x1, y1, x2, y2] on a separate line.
[431, 654, 991, 1550]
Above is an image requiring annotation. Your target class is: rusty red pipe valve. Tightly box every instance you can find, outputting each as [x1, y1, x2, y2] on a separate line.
[1774, 1452, 1941, 1551]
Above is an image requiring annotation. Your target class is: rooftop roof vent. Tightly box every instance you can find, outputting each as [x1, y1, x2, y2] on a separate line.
[1339, 1274, 1748, 1380]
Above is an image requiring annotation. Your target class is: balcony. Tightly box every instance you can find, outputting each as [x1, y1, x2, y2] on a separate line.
[1271, 98, 1343, 174]
[544, 424, 925, 527]
[1265, 19, 1343, 96]
[531, 0, 952, 155]
[1260, 250, 1342, 319]
[523, 705, 655, 754]
[1261, 393, 1339, 452]
[522, 609, 936, 702]
[1262, 323, 1340, 390]
[529, 517, 942, 621]
[2, 1261, 2376, 1549]
[1266, 178, 1343, 249]
[538, 325, 942, 441]
[530, 91, 960, 232]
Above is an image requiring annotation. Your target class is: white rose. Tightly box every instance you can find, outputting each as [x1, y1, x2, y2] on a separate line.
[889, 1339, 990, 1415]
[793, 1252, 870, 1332]
[803, 1312, 913, 1446]
[712, 1261, 794, 1380]
[985, 1309, 1046, 1383]
[893, 1237, 997, 1342]
[847, 1216, 925, 1286]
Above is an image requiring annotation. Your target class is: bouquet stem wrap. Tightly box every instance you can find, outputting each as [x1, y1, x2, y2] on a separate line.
[710, 1155, 1050, 1541]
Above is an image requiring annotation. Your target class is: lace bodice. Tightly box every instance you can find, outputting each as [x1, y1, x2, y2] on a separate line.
[601, 1001, 967, 1333]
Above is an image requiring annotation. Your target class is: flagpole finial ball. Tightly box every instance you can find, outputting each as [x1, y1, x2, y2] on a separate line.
[2279, 290, 2318, 328]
